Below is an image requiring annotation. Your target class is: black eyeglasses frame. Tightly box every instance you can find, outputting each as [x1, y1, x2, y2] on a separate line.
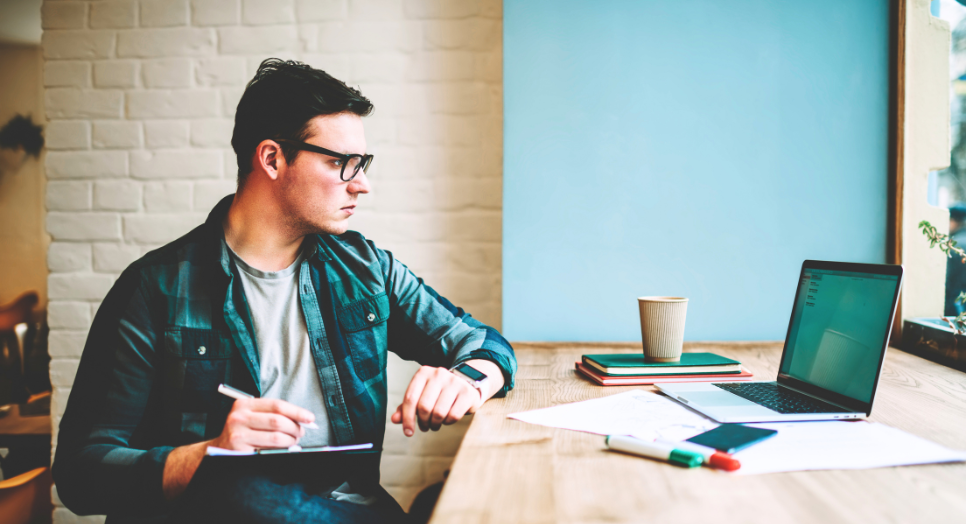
[274, 139, 374, 182]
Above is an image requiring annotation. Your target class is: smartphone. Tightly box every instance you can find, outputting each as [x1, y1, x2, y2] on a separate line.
[685, 424, 777, 454]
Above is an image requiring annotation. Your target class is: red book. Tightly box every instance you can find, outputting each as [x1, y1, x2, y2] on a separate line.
[575, 361, 754, 386]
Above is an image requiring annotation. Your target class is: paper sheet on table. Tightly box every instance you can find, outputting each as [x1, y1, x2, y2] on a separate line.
[719, 421, 966, 475]
[507, 390, 966, 475]
[507, 389, 719, 441]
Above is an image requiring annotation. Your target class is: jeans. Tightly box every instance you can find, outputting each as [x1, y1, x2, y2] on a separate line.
[106, 452, 410, 524]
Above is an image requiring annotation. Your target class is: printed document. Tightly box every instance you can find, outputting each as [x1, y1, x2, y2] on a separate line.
[508, 389, 966, 474]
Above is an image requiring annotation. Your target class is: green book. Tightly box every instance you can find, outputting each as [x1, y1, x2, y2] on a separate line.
[582, 352, 741, 376]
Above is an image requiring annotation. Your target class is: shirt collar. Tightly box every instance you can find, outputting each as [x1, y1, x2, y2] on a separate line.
[302, 235, 332, 263]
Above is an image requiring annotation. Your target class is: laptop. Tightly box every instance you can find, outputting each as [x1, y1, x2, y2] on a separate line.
[657, 260, 903, 423]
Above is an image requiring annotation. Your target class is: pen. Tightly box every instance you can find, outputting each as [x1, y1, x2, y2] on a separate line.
[255, 443, 374, 455]
[605, 435, 703, 468]
[655, 438, 741, 471]
[217, 384, 320, 429]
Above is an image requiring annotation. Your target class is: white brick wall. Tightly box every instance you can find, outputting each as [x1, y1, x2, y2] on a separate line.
[42, 0, 503, 520]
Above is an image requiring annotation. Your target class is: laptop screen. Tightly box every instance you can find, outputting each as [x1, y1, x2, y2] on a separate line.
[778, 267, 900, 404]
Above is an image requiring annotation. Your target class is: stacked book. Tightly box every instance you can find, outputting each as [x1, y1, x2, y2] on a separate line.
[576, 352, 753, 386]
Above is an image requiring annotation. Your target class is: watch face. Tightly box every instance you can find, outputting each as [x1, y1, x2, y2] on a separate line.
[454, 363, 487, 382]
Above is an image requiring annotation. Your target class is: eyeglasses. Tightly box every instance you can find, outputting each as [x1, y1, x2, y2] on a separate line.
[275, 139, 374, 182]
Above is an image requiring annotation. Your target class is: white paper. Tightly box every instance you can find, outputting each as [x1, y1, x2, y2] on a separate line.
[206, 446, 254, 456]
[507, 390, 966, 475]
[205, 444, 309, 456]
[729, 421, 966, 475]
[507, 389, 719, 441]
[205, 443, 374, 456]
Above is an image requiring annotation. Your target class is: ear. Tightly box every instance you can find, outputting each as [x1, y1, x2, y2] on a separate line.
[253, 140, 286, 181]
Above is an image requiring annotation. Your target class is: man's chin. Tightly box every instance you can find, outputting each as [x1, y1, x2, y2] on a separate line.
[310, 220, 349, 236]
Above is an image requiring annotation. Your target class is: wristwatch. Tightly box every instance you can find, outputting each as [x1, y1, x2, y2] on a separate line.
[450, 362, 489, 396]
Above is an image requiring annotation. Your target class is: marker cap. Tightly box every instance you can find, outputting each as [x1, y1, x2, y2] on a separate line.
[708, 452, 741, 471]
[668, 449, 703, 468]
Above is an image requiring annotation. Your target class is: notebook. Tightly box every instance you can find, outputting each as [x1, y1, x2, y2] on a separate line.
[582, 352, 741, 376]
[575, 361, 754, 386]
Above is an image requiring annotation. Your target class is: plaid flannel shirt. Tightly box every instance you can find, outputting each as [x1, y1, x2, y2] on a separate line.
[53, 195, 516, 518]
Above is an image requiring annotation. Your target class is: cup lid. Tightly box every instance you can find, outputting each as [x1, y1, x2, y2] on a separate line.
[637, 296, 688, 302]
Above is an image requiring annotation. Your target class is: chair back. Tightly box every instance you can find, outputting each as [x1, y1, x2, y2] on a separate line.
[0, 467, 52, 524]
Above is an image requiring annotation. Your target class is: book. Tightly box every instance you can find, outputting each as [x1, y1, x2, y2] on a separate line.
[582, 352, 741, 376]
[575, 362, 754, 386]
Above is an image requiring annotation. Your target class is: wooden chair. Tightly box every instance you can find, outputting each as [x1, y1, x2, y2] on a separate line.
[0, 467, 52, 524]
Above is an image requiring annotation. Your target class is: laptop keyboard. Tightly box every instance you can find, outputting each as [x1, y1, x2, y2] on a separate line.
[713, 382, 850, 414]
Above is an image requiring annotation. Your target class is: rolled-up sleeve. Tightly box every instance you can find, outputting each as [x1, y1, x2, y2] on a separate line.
[53, 268, 173, 516]
[375, 244, 517, 397]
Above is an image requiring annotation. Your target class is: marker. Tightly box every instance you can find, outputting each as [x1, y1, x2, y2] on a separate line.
[217, 384, 320, 429]
[605, 435, 703, 468]
[656, 439, 741, 471]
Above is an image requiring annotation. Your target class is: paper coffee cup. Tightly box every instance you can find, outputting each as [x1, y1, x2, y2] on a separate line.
[638, 297, 688, 362]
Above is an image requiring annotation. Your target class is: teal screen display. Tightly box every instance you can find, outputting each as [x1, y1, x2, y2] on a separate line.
[779, 269, 898, 404]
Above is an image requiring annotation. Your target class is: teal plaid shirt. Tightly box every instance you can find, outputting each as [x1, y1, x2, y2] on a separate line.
[53, 195, 516, 518]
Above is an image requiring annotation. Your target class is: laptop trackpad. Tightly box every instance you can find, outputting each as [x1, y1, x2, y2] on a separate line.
[684, 391, 758, 407]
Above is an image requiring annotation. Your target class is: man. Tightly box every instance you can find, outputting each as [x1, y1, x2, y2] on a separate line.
[53, 59, 517, 523]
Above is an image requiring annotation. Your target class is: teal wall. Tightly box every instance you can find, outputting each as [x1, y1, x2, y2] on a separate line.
[503, 0, 892, 341]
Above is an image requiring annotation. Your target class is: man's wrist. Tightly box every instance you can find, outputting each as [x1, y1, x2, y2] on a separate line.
[451, 361, 487, 383]
[162, 440, 210, 501]
[457, 359, 504, 401]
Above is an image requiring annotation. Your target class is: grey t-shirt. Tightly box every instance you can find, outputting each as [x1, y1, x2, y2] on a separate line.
[229, 245, 377, 505]
[231, 248, 331, 448]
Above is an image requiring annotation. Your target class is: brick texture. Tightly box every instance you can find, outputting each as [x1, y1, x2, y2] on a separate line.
[42, 0, 504, 519]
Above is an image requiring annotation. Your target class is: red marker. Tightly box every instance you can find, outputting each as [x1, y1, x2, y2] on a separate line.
[655, 439, 741, 471]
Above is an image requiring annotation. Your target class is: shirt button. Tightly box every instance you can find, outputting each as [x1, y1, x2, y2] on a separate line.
[366, 313, 375, 322]
[198, 346, 207, 355]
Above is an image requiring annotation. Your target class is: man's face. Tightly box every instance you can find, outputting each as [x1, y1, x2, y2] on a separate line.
[276, 112, 370, 236]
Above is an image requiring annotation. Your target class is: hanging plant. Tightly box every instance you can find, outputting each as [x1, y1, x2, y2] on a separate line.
[0, 114, 44, 177]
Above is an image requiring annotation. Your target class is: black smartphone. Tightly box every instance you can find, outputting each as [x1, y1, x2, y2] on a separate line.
[685, 424, 777, 454]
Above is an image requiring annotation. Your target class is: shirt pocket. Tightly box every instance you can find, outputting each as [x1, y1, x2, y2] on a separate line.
[163, 327, 235, 440]
[336, 292, 390, 383]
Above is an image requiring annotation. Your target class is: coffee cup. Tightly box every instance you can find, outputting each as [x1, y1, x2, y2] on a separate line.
[638, 296, 688, 362]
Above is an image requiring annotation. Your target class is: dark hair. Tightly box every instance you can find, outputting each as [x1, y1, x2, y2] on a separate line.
[231, 58, 373, 185]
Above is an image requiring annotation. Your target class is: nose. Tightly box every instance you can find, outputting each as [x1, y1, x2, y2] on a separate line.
[348, 170, 371, 195]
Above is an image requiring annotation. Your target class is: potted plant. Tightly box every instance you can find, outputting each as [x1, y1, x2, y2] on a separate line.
[899, 221, 966, 371]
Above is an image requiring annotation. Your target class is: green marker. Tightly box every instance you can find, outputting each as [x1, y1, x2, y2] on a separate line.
[605, 435, 704, 468]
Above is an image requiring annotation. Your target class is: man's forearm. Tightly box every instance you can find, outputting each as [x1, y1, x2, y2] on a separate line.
[162, 441, 209, 501]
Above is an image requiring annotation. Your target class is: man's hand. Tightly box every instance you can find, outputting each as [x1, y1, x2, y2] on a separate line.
[390, 360, 504, 436]
[162, 398, 315, 500]
[209, 398, 313, 451]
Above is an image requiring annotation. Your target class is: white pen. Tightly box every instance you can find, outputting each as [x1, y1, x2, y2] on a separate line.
[217, 383, 320, 429]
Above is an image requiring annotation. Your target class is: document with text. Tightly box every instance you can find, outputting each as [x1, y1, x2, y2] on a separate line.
[508, 389, 966, 474]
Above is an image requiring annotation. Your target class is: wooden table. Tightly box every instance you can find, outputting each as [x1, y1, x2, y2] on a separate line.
[430, 342, 966, 524]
